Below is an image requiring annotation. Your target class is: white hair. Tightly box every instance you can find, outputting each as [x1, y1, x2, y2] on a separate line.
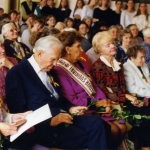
[34, 36, 63, 53]
[142, 28, 150, 37]
[1, 22, 15, 36]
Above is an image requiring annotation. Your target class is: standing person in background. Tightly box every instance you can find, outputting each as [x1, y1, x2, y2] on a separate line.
[127, 24, 143, 45]
[120, 0, 136, 28]
[113, 0, 123, 25]
[41, 0, 58, 19]
[34, 0, 47, 18]
[70, 0, 85, 26]
[57, 0, 71, 22]
[141, 28, 150, 70]
[132, 2, 150, 31]
[21, 0, 37, 21]
[93, 0, 114, 28]
[81, 0, 99, 21]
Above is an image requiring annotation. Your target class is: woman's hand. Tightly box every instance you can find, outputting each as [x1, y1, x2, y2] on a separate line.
[125, 94, 137, 102]
[50, 113, 73, 126]
[95, 99, 111, 108]
[12, 111, 33, 123]
[74, 14, 81, 19]
[92, 18, 99, 23]
[131, 100, 143, 107]
[0, 122, 17, 136]
[69, 106, 88, 115]
[0, 57, 14, 69]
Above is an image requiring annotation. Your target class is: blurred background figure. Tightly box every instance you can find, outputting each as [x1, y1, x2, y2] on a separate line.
[120, 0, 136, 28]
[127, 24, 143, 45]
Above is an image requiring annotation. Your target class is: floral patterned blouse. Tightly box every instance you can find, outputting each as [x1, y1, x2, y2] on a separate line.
[0, 57, 18, 99]
[91, 58, 128, 103]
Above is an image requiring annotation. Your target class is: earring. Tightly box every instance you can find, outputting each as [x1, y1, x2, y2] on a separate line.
[67, 51, 70, 54]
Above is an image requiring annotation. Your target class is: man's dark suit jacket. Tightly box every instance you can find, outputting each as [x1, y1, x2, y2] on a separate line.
[6, 58, 72, 116]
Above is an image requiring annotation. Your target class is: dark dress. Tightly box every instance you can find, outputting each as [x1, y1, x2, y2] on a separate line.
[93, 8, 114, 27]
[56, 8, 71, 22]
[115, 46, 128, 64]
[91, 58, 127, 103]
[41, 6, 58, 20]
[113, 11, 121, 25]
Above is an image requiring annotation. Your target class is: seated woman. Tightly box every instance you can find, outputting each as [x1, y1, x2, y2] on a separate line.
[124, 45, 150, 98]
[108, 25, 120, 47]
[2, 22, 30, 62]
[91, 31, 142, 148]
[127, 24, 143, 45]
[54, 31, 106, 106]
[115, 28, 132, 64]
[124, 45, 150, 150]
[0, 40, 18, 102]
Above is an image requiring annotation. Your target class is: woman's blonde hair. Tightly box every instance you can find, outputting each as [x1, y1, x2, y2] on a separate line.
[92, 31, 113, 55]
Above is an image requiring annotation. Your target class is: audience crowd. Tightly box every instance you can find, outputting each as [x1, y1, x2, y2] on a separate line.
[0, 0, 150, 149]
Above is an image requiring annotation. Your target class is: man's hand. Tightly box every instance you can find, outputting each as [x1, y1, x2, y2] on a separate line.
[0, 122, 17, 136]
[50, 113, 73, 127]
[12, 111, 33, 123]
[69, 106, 88, 115]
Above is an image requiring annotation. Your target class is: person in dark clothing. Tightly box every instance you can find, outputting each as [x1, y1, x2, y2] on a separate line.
[56, 0, 71, 22]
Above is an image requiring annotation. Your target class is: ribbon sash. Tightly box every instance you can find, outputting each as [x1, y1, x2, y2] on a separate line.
[57, 58, 96, 98]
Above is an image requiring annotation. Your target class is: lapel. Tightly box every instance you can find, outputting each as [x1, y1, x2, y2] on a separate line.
[21, 58, 59, 100]
[127, 59, 150, 88]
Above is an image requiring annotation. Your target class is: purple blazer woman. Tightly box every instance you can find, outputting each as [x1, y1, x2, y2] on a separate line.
[54, 60, 106, 106]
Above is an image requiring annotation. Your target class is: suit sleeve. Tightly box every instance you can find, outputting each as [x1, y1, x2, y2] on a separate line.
[6, 69, 28, 113]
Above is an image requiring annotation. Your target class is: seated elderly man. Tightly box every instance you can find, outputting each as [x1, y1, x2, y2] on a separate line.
[141, 28, 150, 70]
[6, 36, 107, 149]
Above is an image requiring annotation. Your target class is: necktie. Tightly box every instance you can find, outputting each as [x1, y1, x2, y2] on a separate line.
[42, 72, 54, 94]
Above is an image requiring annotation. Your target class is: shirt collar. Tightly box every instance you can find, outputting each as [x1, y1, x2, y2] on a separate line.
[28, 55, 41, 74]
[100, 55, 121, 71]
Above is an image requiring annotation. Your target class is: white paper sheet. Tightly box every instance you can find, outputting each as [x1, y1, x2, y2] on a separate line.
[10, 104, 52, 142]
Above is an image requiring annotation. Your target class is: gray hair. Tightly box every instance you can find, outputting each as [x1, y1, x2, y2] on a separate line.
[142, 28, 150, 37]
[34, 36, 63, 53]
[1, 22, 15, 36]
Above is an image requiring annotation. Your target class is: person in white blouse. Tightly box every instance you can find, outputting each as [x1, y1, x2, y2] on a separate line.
[124, 45, 150, 98]
[132, 2, 150, 31]
[124, 45, 150, 150]
[81, 0, 99, 21]
[70, 0, 85, 20]
[120, 0, 136, 28]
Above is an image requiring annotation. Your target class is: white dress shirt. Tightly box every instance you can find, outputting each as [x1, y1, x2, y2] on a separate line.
[28, 55, 59, 99]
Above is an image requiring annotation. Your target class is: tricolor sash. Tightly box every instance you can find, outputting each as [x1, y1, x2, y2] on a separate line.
[57, 58, 96, 98]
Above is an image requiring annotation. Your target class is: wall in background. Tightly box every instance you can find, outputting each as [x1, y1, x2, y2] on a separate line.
[1, 0, 150, 14]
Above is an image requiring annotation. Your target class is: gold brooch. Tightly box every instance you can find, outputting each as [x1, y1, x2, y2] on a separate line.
[49, 76, 59, 87]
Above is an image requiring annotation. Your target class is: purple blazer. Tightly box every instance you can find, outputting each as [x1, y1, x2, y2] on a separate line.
[53, 60, 106, 106]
